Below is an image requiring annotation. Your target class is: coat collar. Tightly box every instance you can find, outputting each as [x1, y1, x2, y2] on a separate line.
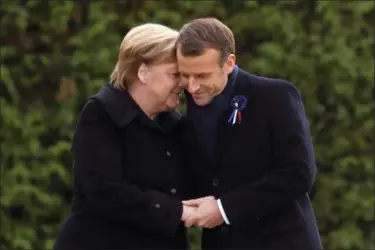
[91, 83, 138, 127]
[216, 68, 252, 158]
[91, 83, 182, 131]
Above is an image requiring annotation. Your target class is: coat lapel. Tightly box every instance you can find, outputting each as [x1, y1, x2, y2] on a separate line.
[216, 108, 234, 164]
[216, 74, 249, 165]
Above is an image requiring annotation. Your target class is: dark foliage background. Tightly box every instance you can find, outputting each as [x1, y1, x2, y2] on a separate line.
[1, 1, 374, 249]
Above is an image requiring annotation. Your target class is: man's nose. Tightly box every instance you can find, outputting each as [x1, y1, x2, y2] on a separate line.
[187, 79, 200, 94]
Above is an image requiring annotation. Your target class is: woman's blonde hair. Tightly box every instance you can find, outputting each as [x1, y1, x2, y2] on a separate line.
[110, 23, 178, 90]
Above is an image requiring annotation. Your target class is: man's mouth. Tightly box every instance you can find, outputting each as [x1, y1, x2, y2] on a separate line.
[193, 93, 204, 98]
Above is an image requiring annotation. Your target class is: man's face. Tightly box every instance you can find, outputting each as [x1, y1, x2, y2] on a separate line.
[177, 48, 235, 106]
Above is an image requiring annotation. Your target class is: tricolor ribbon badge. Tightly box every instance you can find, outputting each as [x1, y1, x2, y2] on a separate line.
[228, 95, 248, 125]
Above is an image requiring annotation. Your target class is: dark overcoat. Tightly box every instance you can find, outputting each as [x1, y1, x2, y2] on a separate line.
[185, 68, 323, 250]
[53, 84, 190, 250]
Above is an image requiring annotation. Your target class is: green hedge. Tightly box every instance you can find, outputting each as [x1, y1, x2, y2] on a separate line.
[1, 1, 373, 249]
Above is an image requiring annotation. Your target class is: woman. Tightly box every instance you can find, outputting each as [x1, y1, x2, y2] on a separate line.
[53, 23, 195, 250]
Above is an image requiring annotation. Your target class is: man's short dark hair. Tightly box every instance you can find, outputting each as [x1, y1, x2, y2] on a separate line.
[176, 18, 235, 66]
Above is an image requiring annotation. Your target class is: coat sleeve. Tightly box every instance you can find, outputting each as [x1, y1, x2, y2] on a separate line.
[179, 115, 201, 199]
[219, 81, 316, 226]
[72, 99, 183, 236]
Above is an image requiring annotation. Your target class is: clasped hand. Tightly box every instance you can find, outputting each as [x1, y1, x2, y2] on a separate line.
[181, 196, 224, 229]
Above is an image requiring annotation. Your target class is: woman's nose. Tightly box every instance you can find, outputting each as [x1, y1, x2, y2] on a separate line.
[178, 80, 187, 88]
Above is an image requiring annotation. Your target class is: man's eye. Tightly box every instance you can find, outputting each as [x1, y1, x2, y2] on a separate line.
[197, 74, 208, 79]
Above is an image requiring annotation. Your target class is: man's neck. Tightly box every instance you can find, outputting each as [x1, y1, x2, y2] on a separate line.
[216, 78, 229, 97]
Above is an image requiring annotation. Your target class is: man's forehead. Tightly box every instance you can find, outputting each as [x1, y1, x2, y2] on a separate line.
[178, 65, 215, 75]
[177, 58, 219, 75]
[177, 48, 220, 68]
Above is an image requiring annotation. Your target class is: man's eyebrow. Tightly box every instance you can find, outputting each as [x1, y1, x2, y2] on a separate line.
[180, 71, 211, 75]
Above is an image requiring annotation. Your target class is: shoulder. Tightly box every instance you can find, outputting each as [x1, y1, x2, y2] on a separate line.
[76, 98, 112, 126]
[72, 98, 116, 152]
[80, 84, 138, 127]
[237, 69, 301, 102]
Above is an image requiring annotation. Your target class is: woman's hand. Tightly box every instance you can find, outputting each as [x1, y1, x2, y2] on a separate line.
[181, 205, 197, 223]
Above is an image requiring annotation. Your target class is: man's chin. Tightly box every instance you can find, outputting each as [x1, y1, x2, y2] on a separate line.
[193, 97, 211, 106]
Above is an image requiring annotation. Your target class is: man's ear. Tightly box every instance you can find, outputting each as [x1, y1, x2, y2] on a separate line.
[137, 63, 148, 84]
[225, 54, 236, 74]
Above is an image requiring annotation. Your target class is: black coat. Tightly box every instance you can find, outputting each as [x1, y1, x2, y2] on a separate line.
[185, 69, 323, 250]
[53, 84, 190, 250]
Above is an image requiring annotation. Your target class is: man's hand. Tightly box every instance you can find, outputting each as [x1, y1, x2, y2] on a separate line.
[182, 196, 215, 206]
[181, 205, 197, 222]
[182, 196, 224, 229]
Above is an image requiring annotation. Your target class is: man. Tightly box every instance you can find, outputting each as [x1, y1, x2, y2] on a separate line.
[177, 18, 323, 249]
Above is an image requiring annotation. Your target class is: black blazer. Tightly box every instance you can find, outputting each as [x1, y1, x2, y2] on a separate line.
[53, 84, 190, 250]
[185, 69, 323, 250]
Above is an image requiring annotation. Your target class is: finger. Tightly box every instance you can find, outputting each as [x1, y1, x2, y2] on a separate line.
[198, 221, 206, 228]
[182, 199, 202, 206]
[182, 200, 197, 206]
[183, 216, 191, 227]
[184, 220, 192, 228]
[198, 217, 208, 228]
[184, 213, 196, 228]
[202, 216, 216, 228]
[185, 216, 197, 228]
[201, 220, 210, 228]
[203, 196, 215, 200]
[190, 213, 203, 227]
[206, 218, 222, 229]
[205, 221, 216, 229]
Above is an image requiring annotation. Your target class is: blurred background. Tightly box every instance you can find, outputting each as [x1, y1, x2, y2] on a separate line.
[0, 1, 374, 250]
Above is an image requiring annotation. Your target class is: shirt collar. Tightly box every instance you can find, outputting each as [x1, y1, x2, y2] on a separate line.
[217, 64, 239, 106]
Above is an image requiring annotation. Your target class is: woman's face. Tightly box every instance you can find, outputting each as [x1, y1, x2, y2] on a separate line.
[146, 62, 182, 111]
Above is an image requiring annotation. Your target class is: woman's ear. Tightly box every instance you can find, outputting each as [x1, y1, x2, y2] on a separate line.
[137, 63, 148, 84]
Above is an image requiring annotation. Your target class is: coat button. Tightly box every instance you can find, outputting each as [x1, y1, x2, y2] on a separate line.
[155, 204, 160, 208]
[171, 188, 177, 194]
[212, 178, 219, 186]
[166, 151, 171, 156]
